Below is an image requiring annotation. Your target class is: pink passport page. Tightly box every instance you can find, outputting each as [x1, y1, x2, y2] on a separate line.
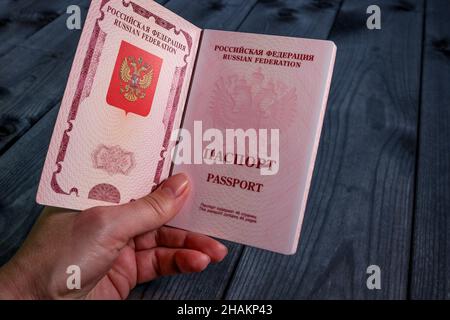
[168, 30, 336, 255]
[37, 0, 201, 210]
[37, 0, 336, 255]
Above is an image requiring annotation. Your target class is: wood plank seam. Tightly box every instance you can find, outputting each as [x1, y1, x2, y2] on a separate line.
[234, 1, 259, 30]
[406, 0, 427, 300]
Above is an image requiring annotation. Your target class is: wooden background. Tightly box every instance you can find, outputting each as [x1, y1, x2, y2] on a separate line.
[0, 0, 448, 299]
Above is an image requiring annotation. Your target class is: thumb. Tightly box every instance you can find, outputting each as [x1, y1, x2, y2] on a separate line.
[99, 173, 190, 242]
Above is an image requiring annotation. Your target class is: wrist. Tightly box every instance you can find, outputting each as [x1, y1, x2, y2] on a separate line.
[0, 259, 40, 300]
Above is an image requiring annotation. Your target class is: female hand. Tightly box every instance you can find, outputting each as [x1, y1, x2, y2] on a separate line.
[0, 174, 228, 299]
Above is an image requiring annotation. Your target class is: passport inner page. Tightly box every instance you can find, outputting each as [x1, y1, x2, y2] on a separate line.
[37, 0, 201, 210]
[169, 30, 336, 254]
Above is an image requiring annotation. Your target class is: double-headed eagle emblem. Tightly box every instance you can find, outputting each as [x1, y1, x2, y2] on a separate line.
[210, 69, 298, 130]
[120, 56, 153, 102]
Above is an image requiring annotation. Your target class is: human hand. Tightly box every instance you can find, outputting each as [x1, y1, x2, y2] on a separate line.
[0, 174, 228, 299]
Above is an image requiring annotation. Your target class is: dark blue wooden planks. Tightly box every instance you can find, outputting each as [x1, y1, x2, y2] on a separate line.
[225, 0, 423, 299]
[411, 0, 450, 300]
[238, 0, 341, 39]
[165, 0, 259, 30]
[0, 3, 90, 264]
[0, 107, 58, 264]
[0, 8, 88, 155]
[0, 0, 89, 57]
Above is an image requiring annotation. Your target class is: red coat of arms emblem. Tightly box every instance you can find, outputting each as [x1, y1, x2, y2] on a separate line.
[107, 41, 163, 117]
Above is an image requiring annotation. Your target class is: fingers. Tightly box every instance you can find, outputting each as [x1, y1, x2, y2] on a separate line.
[91, 174, 190, 244]
[135, 248, 211, 283]
[134, 227, 228, 263]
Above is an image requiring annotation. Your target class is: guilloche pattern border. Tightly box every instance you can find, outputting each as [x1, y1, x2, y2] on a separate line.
[51, 0, 194, 196]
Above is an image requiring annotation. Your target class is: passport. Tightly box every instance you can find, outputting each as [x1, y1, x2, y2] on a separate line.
[37, 0, 336, 254]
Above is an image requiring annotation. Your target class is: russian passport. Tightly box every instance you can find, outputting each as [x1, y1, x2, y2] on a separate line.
[37, 0, 336, 254]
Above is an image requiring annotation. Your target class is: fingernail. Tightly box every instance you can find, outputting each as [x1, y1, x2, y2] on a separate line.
[162, 174, 189, 198]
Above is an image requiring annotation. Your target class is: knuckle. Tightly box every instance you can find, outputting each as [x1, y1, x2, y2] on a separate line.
[77, 207, 124, 253]
[142, 193, 170, 220]
[82, 207, 110, 231]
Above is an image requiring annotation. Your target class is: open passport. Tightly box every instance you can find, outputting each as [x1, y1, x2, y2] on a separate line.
[37, 0, 336, 254]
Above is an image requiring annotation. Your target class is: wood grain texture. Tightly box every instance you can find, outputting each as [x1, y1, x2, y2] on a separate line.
[0, 0, 89, 57]
[155, 0, 170, 4]
[238, 0, 341, 38]
[226, 0, 423, 299]
[0, 2, 89, 264]
[165, 0, 258, 30]
[410, 0, 450, 300]
[0, 107, 58, 265]
[0, 8, 88, 155]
